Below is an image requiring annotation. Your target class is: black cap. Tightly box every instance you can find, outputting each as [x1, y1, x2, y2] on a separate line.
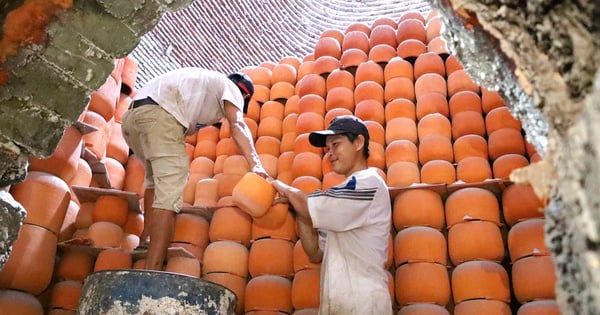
[309, 115, 370, 147]
[228, 72, 254, 113]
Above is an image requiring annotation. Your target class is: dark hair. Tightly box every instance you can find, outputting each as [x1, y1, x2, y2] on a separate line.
[343, 133, 370, 159]
[227, 72, 254, 113]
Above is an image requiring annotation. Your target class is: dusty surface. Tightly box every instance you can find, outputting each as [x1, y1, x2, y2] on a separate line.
[0, 190, 26, 272]
[427, 0, 600, 313]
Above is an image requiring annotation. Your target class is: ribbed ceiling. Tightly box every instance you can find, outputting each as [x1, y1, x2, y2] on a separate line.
[130, 0, 431, 87]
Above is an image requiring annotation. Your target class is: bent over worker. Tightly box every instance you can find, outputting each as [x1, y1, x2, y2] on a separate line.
[121, 67, 267, 270]
[270, 115, 393, 314]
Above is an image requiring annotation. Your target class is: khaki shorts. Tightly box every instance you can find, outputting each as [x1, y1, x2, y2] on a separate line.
[121, 105, 188, 212]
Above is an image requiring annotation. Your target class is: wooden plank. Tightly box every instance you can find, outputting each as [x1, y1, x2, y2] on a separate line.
[58, 241, 195, 261]
[446, 178, 508, 197]
[131, 247, 196, 261]
[388, 183, 448, 199]
[72, 185, 141, 213]
[179, 204, 237, 222]
[74, 121, 98, 135]
[81, 147, 111, 189]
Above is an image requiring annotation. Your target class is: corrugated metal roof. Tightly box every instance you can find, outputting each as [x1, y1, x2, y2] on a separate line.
[130, 0, 431, 86]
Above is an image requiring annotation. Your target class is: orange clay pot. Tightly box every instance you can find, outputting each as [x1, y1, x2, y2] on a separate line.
[172, 213, 210, 248]
[292, 152, 323, 180]
[393, 189, 445, 230]
[394, 226, 447, 265]
[395, 262, 451, 306]
[448, 220, 505, 265]
[400, 11, 426, 24]
[165, 256, 201, 278]
[507, 218, 549, 262]
[298, 94, 326, 116]
[282, 113, 298, 136]
[280, 132, 296, 154]
[384, 57, 414, 82]
[492, 153, 529, 179]
[29, 125, 82, 183]
[396, 39, 427, 62]
[245, 275, 293, 313]
[325, 86, 355, 112]
[10, 171, 70, 235]
[354, 99, 385, 125]
[209, 206, 252, 246]
[355, 60, 384, 85]
[320, 29, 345, 46]
[413, 52, 445, 79]
[105, 157, 126, 190]
[503, 183, 546, 226]
[386, 117, 418, 144]
[397, 303, 449, 315]
[384, 76, 415, 103]
[481, 87, 506, 114]
[296, 61, 315, 82]
[485, 106, 522, 135]
[427, 35, 449, 55]
[313, 55, 340, 77]
[106, 120, 129, 164]
[326, 69, 355, 92]
[232, 173, 276, 217]
[0, 224, 58, 295]
[418, 113, 451, 140]
[291, 175, 322, 194]
[354, 81, 384, 105]
[296, 73, 327, 98]
[292, 268, 321, 310]
[414, 73, 447, 100]
[69, 158, 93, 189]
[455, 156, 493, 183]
[255, 136, 281, 157]
[445, 187, 500, 227]
[202, 240, 249, 278]
[203, 272, 247, 315]
[0, 289, 44, 315]
[49, 280, 83, 311]
[94, 248, 132, 271]
[368, 43, 396, 65]
[396, 18, 426, 43]
[517, 300, 560, 315]
[416, 92, 449, 119]
[86, 221, 124, 248]
[418, 134, 454, 165]
[385, 139, 418, 167]
[512, 255, 557, 303]
[487, 128, 526, 161]
[260, 100, 285, 121]
[92, 194, 128, 226]
[293, 239, 322, 272]
[55, 250, 93, 282]
[342, 31, 370, 54]
[451, 260, 510, 303]
[270, 63, 298, 86]
[386, 161, 420, 187]
[445, 55, 464, 75]
[314, 36, 342, 60]
[254, 202, 289, 230]
[369, 25, 397, 49]
[447, 69, 480, 97]
[248, 66, 272, 87]
[453, 134, 488, 162]
[295, 112, 325, 135]
[59, 200, 79, 242]
[367, 141, 386, 171]
[454, 299, 511, 315]
[345, 22, 371, 35]
[87, 75, 118, 121]
[449, 90, 482, 117]
[385, 98, 416, 122]
[74, 202, 94, 229]
[251, 210, 298, 242]
[193, 139, 217, 161]
[257, 116, 283, 139]
[294, 133, 323, 156]
[420, 160, 456, 184]
[364, 120, 385, 145]
[249, 238, 295, 278]
[425, 16, 443, 42]
[451, 111, 486, 140]
[253, 84, 271, 104]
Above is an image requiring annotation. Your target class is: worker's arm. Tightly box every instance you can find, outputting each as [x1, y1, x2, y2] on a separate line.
[224, 100, 267, 177]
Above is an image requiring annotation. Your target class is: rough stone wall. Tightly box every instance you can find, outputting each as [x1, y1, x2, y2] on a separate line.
[426, 0, 600, 313]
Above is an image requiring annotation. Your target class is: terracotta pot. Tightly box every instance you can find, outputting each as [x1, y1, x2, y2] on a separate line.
[386, 161, 420, 187]
[395, 262, 451, 306]
[249, 238, 295, 278]
[297, 73, 327, 98]
[414, 51, 445, 79]
[394, 226, 447, 265]
[94, 248, 132, 271]
[252, 210, 298, 242]
[291, 152, 323, 180]
[257, 116, 283, 140]
[209, 206, 252, 246]
[385, 98, 416, 122]
[396, 18, 426, 44]
[456, 156, 493, 183]
[120, 233, 140, 251]
[393, 188, 445, 230]
[86, 221, 124, 248]
[170, 242, 204, 261]
[454, 299, 511, 315]
[453, 134, 489, 162]
[55, 251, 93, 282]
[485, 106, 522, 135]
[291, 176, 322, 194]
[342, 31, 370, 54]
[447, 69, 480, 97]
[384, 57, 414, 82]
[451, 111, 486, 140]
[326, 69, 355, 92]
[488, 128, 526, 161]
[232, 173, 276, 217]
[49, 280, 82, 311]
[245, 275, 293, 313]
[507, 218, 549, 262]
[415, 73, 447, 102]
[271, 63, 297, 86]
[354, 81, 384, 105]
[418, 113, 452, 140]
[364, 120, 385, 146]
[203, 272, 247, 315]
[368, 44, 396, 65]
[259, 101, 285, 121]
[445, 55, 464, 75]
[421, 160, 456, 184]
[293, 239, 321, 272]
[295, 112, 324, 135]
[445, 188, 500, 227]
[193, 139, 217, 161]
[416, 92, 449, 119]
[92, 194, 128, 226]
[0, 224, 58, 295]
[293, 133, 323, 156]
[512, 255, 557, 303]
[449, 91, 482, 118]
[502, 183, 545, 226]
[87, 75, 118, 121]
[320, 29, 344, 45]
[451, 260, 510, 303]
[248, 66, 272, 87]
[81, 110, 109, 160]
[260, 153, 278, 179]
[355, 61, 384, 87]
[106, 120, 129, 165]
[172, 213, 210, 248]
[29, 125, 82, 183]
[345, 22, 371, 35]
[292, 269, 320, 310]
[355, 99, 385, 126]
[368, 141, 387, 170]
[59, 200, 78, 242]
[425, 16, 443, 41]
[314, 36, 342, 60]
[74, 202, 94, 230]
[203, 240, 249, 277]
[448, 221, 505, 265]
[253, 84, 271, 105]
[385, 139, 418, 167]
[280, 132, 296, 153]
[0, 289, 44, 315]
[386, 117, 418, 144]
[11, 171, 70, 235]
[296, 61, 315, 82]
[397, 303, 449, 315]
[104, 157, 126, 190]
[493, 153, 529, 179]
[418, 134, 454, 165]
[384, 76, 415, 103]
[325, 86, 354, 113]
[165, 256, 201, 278]
[69, 158, 93, 189]
[254, 203, 289, 230]
[369, 24, 397, 49]
[517, 300, 560, 315]
[298, 95, 326, 117]
[481, 87, 506, 114]
[427, 35, 449, 55]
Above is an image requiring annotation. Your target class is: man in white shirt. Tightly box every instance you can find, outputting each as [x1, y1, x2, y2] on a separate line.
[270, 115, 393, 314]
[121, 68, 266, 270]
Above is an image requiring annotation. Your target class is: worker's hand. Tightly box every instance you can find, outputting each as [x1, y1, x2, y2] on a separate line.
[251, 164, 269, 179]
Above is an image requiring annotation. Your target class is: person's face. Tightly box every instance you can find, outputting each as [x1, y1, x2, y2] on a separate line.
[324, 134, 364, 177]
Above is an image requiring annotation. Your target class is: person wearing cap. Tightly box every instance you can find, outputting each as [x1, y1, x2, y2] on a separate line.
[270, 115, 393, 314]
[121, 67, 267, 270]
